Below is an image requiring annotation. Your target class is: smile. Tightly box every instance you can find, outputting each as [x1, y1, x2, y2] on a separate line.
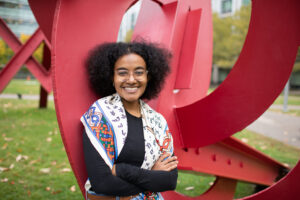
[123, 87, 139, 93]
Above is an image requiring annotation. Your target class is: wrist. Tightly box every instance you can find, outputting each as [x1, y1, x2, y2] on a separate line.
[112, 164, 116, 176]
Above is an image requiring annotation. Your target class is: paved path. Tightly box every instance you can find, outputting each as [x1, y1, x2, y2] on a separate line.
[246, 110, 300, 149]
[1, 93, 300, 149]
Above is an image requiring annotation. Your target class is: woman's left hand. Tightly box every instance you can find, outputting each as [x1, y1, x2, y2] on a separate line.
[151, 153, 178, 171]
[112, 164, 116, 176]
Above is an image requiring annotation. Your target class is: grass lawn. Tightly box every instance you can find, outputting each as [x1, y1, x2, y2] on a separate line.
[269, 108, 300, 117]
[273, 95, 300, 106]
[208, 86, 300, 106]
[0, 99, 81, 200]
[2, 79, 41, 95]
[1, 98, 300, 199]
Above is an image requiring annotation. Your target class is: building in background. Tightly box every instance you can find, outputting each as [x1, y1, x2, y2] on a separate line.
[0, 0, 37, 36]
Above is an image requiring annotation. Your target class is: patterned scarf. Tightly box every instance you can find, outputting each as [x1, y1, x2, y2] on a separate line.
[81, 93, 174, 200]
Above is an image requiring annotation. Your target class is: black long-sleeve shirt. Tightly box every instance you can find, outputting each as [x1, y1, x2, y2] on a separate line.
[83, 110, 178, 196]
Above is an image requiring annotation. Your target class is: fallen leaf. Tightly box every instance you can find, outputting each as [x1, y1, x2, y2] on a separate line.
[60, 168, 71, 173]
[51, 161, 57, 166]
[1, 178, 8, 182]
[45, 186, 51, 191]
[0, 166, 9, 172]
[241, 138, 248, 143]
[27, 190, 31, 196]
[17, 148, 22, 153]
[10, 181, 15, 185]
[29, 159, 39, 165]
[260, 146, 267, 150]
[185, 186, 194, 191]
[46, 137, 52, 142]
[40, 168, 51, 174]
[9, 164, 14, 169]
[18, 180, 25, 184]
[16, 155, 22, 162]
[2, 143, 8, 150]
[70, 185, 76, 192]
[283, 163, 290, 168]
[16, 155, 29, 162]
[209, 182, 214, 186]
[52, 190, 62, 194]
[4, 137, 13, 141]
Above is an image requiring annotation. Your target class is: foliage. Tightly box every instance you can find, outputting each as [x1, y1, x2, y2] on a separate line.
[213, 5, 251, 68]
[0, 38, 14, 67]
[124, 29, 134, 43]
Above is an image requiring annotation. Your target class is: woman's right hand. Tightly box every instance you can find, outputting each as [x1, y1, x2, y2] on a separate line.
[151, 153, 178, 171]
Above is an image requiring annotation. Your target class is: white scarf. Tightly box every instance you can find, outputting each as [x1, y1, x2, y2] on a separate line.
[81, 93, 174, 199]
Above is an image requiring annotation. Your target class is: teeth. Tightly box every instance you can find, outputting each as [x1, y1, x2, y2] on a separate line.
[124, 87, 138, 93]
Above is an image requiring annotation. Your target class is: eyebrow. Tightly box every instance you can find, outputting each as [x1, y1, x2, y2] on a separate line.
[116, 66, 146, 71]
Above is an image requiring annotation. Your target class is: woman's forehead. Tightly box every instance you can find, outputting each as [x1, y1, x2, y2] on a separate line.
[114, 53, 146, 69]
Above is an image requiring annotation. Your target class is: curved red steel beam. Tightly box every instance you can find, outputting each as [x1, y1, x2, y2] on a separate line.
[175, 0, 300, 148]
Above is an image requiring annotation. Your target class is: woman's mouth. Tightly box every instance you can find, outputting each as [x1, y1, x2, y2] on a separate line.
[123, 87, 138, 93]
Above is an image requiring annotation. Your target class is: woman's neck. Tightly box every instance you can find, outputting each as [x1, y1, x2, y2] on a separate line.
[121, 99, 141, 118]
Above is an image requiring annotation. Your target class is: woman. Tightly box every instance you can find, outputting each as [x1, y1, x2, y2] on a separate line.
[81, 41, 178, 200]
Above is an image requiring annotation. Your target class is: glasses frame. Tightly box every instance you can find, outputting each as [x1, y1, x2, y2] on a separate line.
[115, 69, 148, 81]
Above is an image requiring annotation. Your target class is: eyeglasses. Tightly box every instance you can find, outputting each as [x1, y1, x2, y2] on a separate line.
[115, 69, 148, 80]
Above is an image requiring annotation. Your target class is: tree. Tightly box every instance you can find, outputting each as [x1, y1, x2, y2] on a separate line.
[124, 29, 134, 43]
[213, 5, 251, 69]
[0, 38, 14, 67]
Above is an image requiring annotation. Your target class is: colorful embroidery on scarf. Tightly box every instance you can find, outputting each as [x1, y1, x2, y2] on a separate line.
[142, 191, 160, 200]
[85, 106, 115, 162]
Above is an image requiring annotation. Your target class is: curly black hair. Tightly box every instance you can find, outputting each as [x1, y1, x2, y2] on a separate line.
[86, 41, 172, 100]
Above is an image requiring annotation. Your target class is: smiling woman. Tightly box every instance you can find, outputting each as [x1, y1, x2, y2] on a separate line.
[81, 41, 176, 200]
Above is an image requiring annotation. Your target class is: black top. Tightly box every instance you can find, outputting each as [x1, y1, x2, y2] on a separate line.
[82, 110, 178, 196]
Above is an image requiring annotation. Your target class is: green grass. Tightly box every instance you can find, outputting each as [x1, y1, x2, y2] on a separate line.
[234, 130, 300, 168]
[208, 86, 300, 106]
[2, 79, 41, 95]
[1, 99, 299, 199]
[0, 99, 81, 200]
[176, 171, 215, 197]
[273, 95, 300, 105]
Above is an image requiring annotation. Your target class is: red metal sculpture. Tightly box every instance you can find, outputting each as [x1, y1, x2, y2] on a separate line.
[3, 0, 299, 199]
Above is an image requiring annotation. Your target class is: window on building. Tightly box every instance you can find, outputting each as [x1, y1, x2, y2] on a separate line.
[242, 0, 251, 6]
[221, 0, 232, 14]
[130, 13, 135, 29]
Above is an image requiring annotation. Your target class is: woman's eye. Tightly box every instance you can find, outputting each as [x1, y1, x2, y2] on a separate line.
[118, 71, 128, 76]
[135, 71, 144, 76]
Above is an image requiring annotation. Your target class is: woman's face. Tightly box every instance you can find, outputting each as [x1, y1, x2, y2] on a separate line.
[113, 53, 148, 105]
